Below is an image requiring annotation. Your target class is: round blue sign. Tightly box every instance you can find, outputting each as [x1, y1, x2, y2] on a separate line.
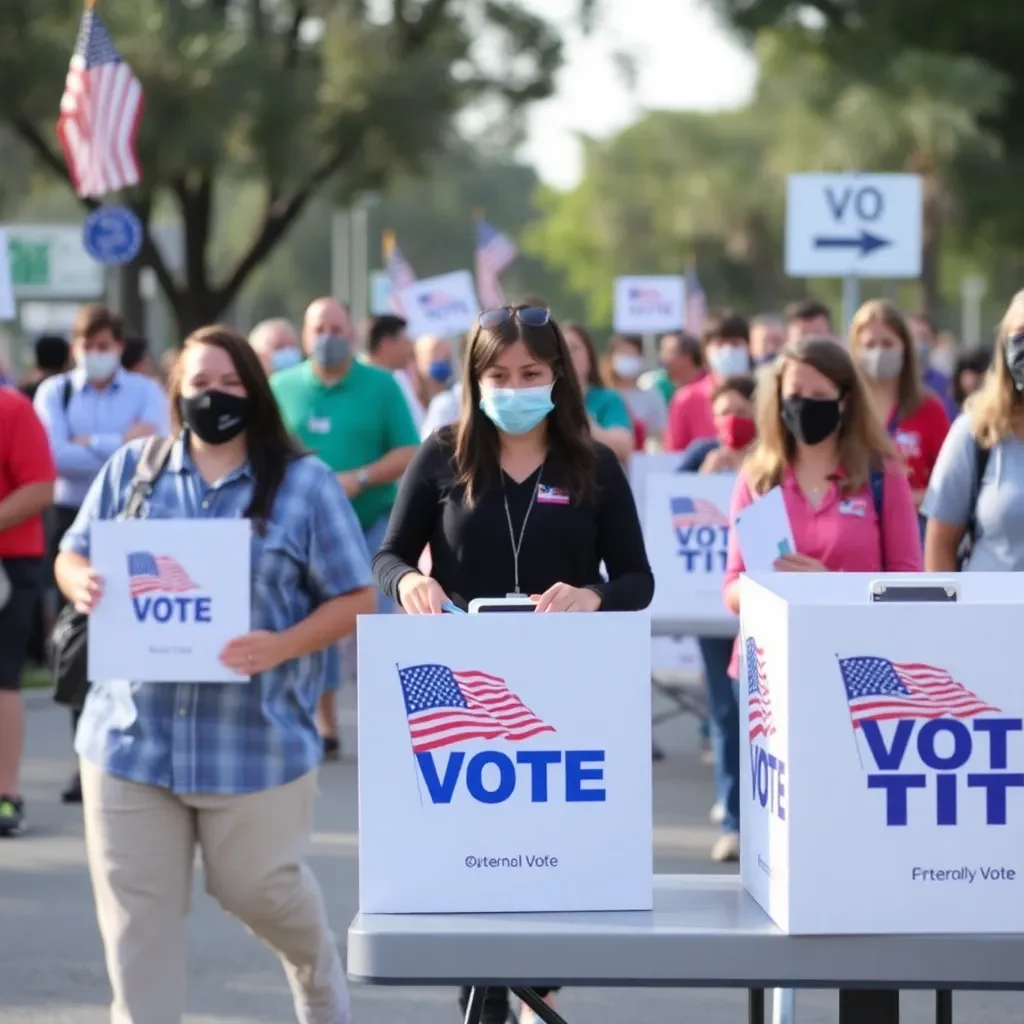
[82, 205, 144, 266]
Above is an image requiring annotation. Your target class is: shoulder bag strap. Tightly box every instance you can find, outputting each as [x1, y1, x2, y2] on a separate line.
[869, 469, 886, 570]
[122, 437, 176, 520]
[62, 374, 73, 410]
[966, 441, 992, 548]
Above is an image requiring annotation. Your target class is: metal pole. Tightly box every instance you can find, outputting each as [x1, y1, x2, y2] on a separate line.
[961, 275, 986, 348]
[841, 276, 861, 339]
[641, 332, 657, 370]
[330, 209, 352, 307]
[351, 202, 369, 326]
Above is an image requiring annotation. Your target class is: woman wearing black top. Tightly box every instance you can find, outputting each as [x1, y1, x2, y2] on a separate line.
[372, 304, 653, 1024]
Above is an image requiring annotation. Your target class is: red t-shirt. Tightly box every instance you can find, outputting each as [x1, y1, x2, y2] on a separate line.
[887, 394, 950, 492]
[0, 388, 56, 558]
[664, 372, 716, 452]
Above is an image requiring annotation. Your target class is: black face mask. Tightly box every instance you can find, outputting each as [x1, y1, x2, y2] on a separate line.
[180, 390, 250, 445]
[780, 396, 841, 447]
[1006, 333, 1024, 390]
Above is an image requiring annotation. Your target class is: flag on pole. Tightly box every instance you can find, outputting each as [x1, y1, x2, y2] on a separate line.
[383, 232, 417, 316]
[57, 6, 145, 199]
[474, 218, 518, 309]
[684, 261, 707, 338]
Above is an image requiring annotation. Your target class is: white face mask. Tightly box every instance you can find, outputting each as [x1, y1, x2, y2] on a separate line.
[708, 345, 751, 377]
[82, 350, 120, 383]
[612, 353, 644, 380]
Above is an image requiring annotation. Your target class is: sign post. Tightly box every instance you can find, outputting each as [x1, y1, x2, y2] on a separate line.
[785, 174, 923, 335]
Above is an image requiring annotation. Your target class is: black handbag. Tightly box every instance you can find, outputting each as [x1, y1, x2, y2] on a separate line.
[53, 437, 176, 710]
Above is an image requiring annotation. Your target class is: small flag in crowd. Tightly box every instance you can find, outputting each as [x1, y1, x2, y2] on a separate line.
[746, 638, 775, 741]
[398, 663, 555, 754]
[57, 7, 144, 199]
[838, 656, 1000, 729]
[385, 235, 417, 316]
[684, 262, 706, 337]
[126, 552, 198, 598]
[474, 218, 518, 309]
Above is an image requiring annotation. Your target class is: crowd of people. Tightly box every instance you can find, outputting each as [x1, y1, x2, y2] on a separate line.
[0, 284, 1011, 1024]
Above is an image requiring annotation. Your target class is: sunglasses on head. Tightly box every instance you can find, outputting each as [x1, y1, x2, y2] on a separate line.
[478, 306, 551, 330]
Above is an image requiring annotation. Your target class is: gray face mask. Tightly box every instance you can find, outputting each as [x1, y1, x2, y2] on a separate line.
[858, 347, 903, 381]
[313, 333, 350, 369]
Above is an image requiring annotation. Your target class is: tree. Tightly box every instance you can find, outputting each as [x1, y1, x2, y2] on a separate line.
[0, 0, 577, 334]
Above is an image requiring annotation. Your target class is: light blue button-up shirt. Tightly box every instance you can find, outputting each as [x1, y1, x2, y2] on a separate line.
[60, 436, 374, 794]
[34, 367, 170, 508]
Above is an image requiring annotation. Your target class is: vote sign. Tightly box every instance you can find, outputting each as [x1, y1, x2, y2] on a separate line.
[400, 269, 480, 340]
[613, 275, 685, 334]
[785, 173, 923, 279]
[644, 472, 736, 627]
[357, 613, 653, 913]
[82, 205, 144, 266]
[88, 519, 252, 683]
[740, 572, 1024, 934]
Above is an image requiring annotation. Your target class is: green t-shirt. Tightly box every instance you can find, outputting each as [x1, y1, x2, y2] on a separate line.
[271, 359, 419, 530]
[650, 369, 677, 407]
[585, 386, 633, 431]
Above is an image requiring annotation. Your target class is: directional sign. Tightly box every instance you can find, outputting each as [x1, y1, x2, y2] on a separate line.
[785, 173, 923, 279]
[82, 205, 144, 266]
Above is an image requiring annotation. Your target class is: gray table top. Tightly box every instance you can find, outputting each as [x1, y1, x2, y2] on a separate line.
[348, 874, 1024, 990]
[651, 617, 738, 639]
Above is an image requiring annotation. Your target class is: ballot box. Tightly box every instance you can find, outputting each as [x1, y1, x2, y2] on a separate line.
[739, 571, 1024, 934]
[357, 612, 653, 914]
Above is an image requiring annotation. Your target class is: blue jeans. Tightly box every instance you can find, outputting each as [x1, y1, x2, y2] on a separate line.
[697, 636, 740, 833]
[326, 512, 395, 692]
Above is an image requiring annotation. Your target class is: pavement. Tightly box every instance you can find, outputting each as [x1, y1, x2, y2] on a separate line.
[3, 685, 1023, 1024]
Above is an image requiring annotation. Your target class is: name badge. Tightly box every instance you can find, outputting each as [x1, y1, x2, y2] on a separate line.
[536, 485, 570, 505]
[839, 498, 867, 517]
[307, 416, 331, 435]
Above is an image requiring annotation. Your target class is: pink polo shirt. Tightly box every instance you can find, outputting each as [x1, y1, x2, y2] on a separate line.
[664, 372, 716, 452]
[723, 462, 923, 675]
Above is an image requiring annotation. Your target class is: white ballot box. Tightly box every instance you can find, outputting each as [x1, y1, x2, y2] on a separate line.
[357, 612, 653, 914]
[739, 571, 1024, 935]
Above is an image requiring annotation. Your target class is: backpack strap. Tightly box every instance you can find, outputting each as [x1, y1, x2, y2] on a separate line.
[61, 375, 73, 410]
[965, 440, 992, 549]
[122, 437, 176, 520]
[869, 468, 886, 570]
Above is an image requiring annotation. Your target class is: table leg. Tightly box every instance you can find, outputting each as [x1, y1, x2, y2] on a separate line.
[463, 986, 486, 1024]
[935, 990, 953, 1024]
[749, 988, 766, 1024]
[511, 988, 571, 1024]
[838, 990, 898, 1024]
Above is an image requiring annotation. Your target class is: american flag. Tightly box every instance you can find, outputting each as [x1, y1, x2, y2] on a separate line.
[126, 552, 199, 598]
[838, 656, 1000, 729]
[398, 663, 555, 754]
[475, 219, 518, 308]
[670, 496, 728, 528]
[387, 242, 417, 316]
[684, 265, 707, 337]
[57, 9, 144, 199]
[746, 637, 775, 741]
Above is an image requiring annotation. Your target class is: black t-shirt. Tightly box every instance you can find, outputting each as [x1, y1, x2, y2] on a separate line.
[372, 430, 654, 612]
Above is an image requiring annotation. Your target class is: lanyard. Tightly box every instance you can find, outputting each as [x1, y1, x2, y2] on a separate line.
[501, 470, 542, 595]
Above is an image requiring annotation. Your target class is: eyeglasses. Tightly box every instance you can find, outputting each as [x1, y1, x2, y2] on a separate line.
[478, 306, 552, 330]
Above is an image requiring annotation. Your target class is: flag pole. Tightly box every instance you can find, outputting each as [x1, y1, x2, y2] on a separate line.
[85, 0, 96, 9]
[381, 229, 395, 262]
[473, 207, 484, 222]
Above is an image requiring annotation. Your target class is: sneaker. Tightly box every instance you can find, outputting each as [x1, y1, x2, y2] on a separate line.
[710, 831, 740, 862]
[322, 736, 341, 762]
[709, 801, 725, 825]
[61, 771, 82, 804]
[0, 795, 25, 836]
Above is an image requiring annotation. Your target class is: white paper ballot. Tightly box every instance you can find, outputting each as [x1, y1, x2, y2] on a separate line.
[732, 486, 796, 571]
[0, 229, 14, 321]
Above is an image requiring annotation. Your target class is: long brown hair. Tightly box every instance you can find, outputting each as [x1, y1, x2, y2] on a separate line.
[455, 310, 597, 507]
[168, 325, 304, 524]
[745, 335, 896, 496]
[562, 322, 603, 388]
[848, 299, 925, 418]
[968, 289, 1024, 448]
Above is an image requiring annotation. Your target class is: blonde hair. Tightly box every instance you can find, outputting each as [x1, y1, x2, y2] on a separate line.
[744, 336, 897, 496]
[848, 299, 925, 419]
[967, 289, 1024, 448]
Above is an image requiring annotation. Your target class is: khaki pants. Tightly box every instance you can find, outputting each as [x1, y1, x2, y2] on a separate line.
[81, 761, 351, 1024]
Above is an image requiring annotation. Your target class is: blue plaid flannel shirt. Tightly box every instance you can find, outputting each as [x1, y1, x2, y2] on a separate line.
[61, 436, 373, 794]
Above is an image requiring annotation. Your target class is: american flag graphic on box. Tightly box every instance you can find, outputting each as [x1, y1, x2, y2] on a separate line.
[127, 552, 198, 598]
[670, 496, 728, 529]
[838, 656, 1000, 729]
[746, 637, 775, 741]
[398, 664, 555, 754]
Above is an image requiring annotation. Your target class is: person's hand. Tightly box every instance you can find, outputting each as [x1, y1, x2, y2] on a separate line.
[336, 471, 363, 498]
[530, 583, 602, 612]
[219, 630, 291, 676]
[397, 572, 450, 614]
[773, 552, 828, 573]
[68, 566, 104, 614]
[123, 422, 156, 442]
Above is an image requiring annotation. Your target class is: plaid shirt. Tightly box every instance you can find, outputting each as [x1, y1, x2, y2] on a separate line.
[61, 436, 373, 794]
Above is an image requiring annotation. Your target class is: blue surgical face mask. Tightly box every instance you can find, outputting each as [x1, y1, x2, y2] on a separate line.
[271, 347, 302, 374]
[82, 350, 120, 383]
[313, 333, 350, 369]
[428, 359, 453, 384]
[708, 345, 750, 377]
[479, 384, 554, 436]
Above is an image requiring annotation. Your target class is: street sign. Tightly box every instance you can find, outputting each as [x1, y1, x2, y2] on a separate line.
[82, 205, 144, 266]
[3, 225, 104, 299]
[785, 173, 923, 279]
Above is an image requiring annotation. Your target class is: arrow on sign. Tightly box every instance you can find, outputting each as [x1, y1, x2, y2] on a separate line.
[813, 231, 892, 257]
